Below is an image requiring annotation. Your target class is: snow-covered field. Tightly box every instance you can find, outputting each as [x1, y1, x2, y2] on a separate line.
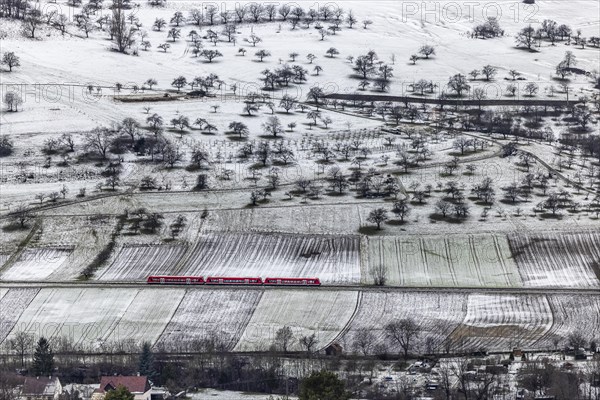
[108, 288, 184, 345]
[234, 290, 359, 352]
[155, 289, 263, 351]
[5, 288, 139, 348]
[1, 248, 73, 281]
[1, 287, 599, 354]
[451, 294, 554, 351]
[1, 0, 599, 357]
[339, 291, 467, 354]
[508, 231, 600, 288]
[535, 294, 600, 349]
[96, 244, 189, 281]
[179, 232, 361, 284]
[2, 0, 598, 135]
[0, 288, 39, 343]
[367, 234, 522, 287]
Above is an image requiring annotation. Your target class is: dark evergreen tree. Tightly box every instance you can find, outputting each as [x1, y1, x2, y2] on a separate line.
[299, 370, 351, 400]
[33, 337, 54, 376]
[138, 342, 156, 380]
[105, 386, 134, 400]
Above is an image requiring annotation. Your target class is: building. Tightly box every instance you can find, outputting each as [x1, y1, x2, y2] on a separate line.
[325, 343, 343, 356]
[20, 376, 62, 400]
[92, 376, 151, 400]
[63, 384, 99, 400]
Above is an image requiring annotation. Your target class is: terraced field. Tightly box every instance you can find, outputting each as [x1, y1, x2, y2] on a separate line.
[367, 234, 522, 287]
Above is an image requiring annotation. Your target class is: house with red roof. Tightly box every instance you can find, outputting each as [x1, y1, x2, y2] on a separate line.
[92, 376, 151, 400]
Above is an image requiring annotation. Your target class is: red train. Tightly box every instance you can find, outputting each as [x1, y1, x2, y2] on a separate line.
[146, 275, 321, 286]
[147, 276, 205, 284]
[206, 277, 263, 285]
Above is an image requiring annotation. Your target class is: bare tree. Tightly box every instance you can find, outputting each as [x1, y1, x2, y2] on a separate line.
[10, 331, 34, 367]
[84, 127, 115, 159]
[262, 116, 283, 137]
[2, 52, 20, 71]
[275, 326, 294, 353]
[418, 44, 436, 58]
[367, 208, 388, 230]
[23, 9, 43, 39]
[370, 264, 387, 286]
[392, 198, 410, 221]
[516, 25, 536, 50]
[385, 318, 421, 359]
[255, 49, 271, 62]
[199, 49, 223, 63]
[299, 334, 319, 354]
[111, 0, 135, 53]
[352, 328, 375, 355]
[11, 205, 34, 229]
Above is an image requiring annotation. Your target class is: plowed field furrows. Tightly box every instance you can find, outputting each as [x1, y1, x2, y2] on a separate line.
[4, 288, 138, 348]
[106, 288, 185, 345]
[0, 288, 40, 343]
[234, 290, 359, 352]
[368, 235, 522, 287]
[155, 290, 263, 352]
[179, 233, 361, 284]
[97, 244, 188, 281]
[534, 294, 600, 349]
[450, 294, 553, 352]
[508, 232, 600, 288]
[339, 291, 467, 354]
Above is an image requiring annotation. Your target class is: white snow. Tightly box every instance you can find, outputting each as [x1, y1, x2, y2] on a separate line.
[234, 289, 359, 352]
[508, 231, 600, 288]
[97, 244, 189, 281]
[454, 294, 554, 351]
[368, 233, 523, 287]
[155, 289, 263, 351]
[1, 248, 72, 281]
[179, 232, 361, 284]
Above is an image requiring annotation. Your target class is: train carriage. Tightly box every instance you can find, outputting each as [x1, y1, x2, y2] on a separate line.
[147, 276, 205, 285]
[264, 277, 321, 286]
[146, 276, 320, 286]
[205, 276, 264, 285]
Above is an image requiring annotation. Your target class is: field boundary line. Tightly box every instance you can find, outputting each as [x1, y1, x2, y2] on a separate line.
[531, 294, 558, 350]
[102, 288, 142, 344]
[0, 287, 41, 346]
[322, 290, 363, 351]
[0, 221, 41, 277]
[152, 288, 188, 350]
[230, 290, 265, 352]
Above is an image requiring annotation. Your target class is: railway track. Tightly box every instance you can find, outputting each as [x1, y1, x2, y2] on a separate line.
[1, 280, 598, 296]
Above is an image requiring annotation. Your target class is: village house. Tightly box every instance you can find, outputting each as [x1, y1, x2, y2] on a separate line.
[19, 376, 62, 400]
[92, 376, 151, 400]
